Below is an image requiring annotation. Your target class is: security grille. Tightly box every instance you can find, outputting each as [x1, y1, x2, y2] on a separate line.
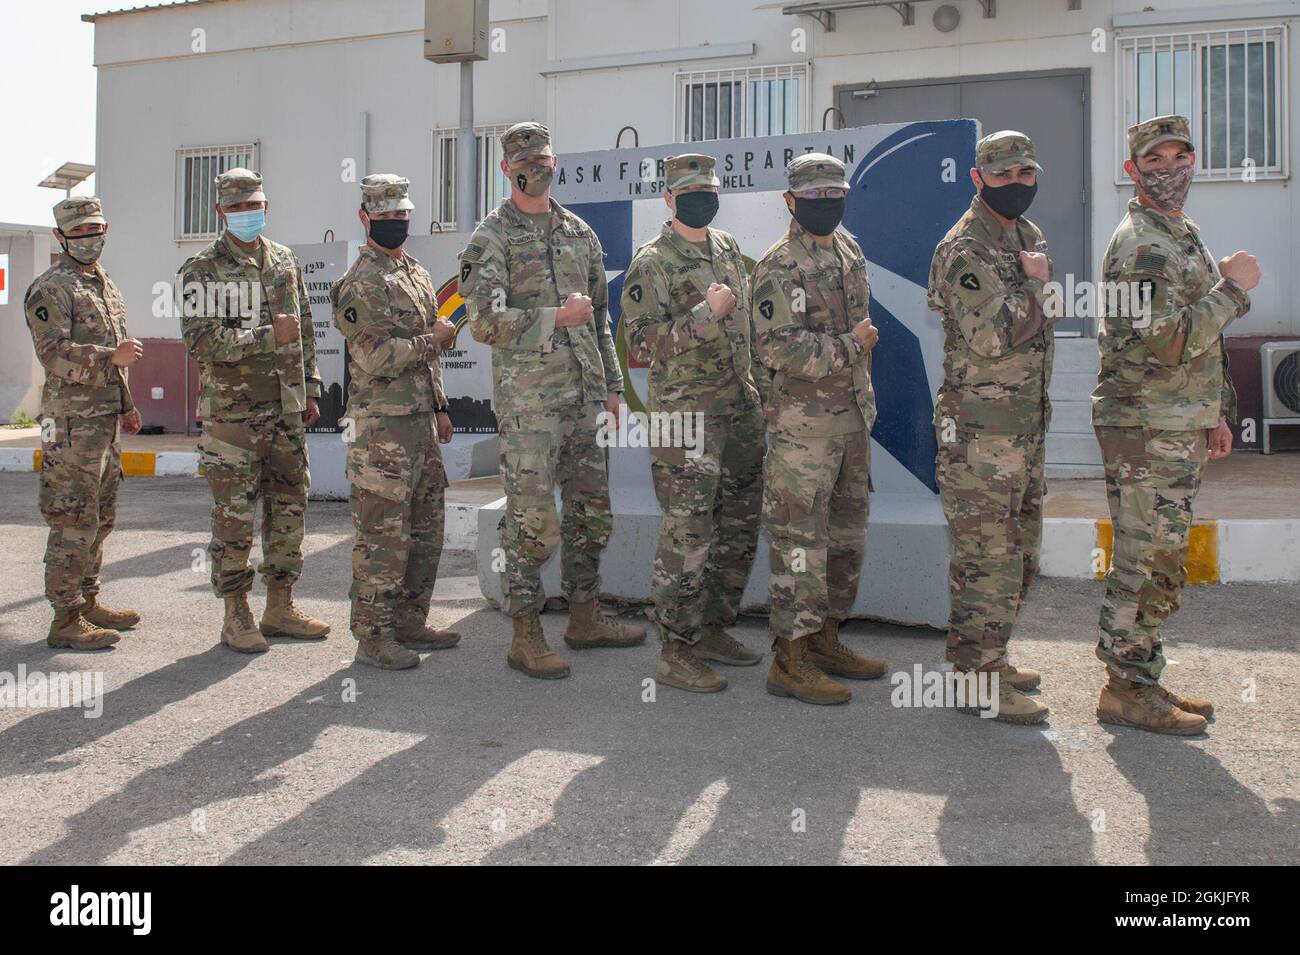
[175, 143, 259, 241]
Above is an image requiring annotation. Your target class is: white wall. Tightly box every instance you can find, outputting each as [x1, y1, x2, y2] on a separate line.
[0, 228, 52, 421]
[92, 0, 1298, 338]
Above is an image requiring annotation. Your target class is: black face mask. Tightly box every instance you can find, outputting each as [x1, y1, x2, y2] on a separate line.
[368, 217, 410, 250]
[979, 180, 1038, 220]
[792, 197, 845, 236]
[673, 191, 719, 229]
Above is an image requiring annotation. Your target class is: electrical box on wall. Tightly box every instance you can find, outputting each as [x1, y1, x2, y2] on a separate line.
[424, 0, 489, 63]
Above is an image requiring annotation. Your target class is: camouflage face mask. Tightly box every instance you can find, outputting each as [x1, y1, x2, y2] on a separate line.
[512, 160, 554, 198]
[62, 232, 106, 265]
[1139, 163, 1194, 212]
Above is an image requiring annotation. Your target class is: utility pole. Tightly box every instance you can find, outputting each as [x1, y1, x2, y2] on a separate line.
[424, 0, 490, 233]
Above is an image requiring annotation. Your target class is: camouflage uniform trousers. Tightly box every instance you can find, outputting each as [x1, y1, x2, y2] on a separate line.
[762, 429, 870, 642]
[38, 413, 122, 611]
[649, 407, 764, 643]
[497, 401, 612, 617]
[1094, 426, 1209, 685]
[936, 429, 1045, 671]
[349, 413, 447, 640]
[198, 406, 309, 597]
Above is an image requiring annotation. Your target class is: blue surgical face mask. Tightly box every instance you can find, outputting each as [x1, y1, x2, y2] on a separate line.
[223, 208, 266, 242]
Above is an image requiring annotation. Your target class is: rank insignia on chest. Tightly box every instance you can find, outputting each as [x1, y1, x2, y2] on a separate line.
[35, 306, 49, 322]
[627, 283, 642, 303]
[959, 273, 981, 292]
[344, 307, 358, 323]
[759, 299, 774, 320]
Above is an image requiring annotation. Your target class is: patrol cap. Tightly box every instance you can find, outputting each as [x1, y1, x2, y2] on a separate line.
[501, 122, 552, 163]
[360, 173, 415, 214]
[53, 196, 106, 232]
[976, 130, 1043, 173]
[664, 154, 720, 192]
[1128, 114, 1193, 158]
[786, 153, 850, 192]
[215, 167, 266, 207]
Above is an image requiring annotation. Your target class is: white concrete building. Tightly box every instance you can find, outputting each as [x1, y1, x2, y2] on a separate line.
[81, 0, 1300, 461]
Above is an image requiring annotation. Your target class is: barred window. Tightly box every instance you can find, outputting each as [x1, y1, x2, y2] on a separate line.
[175, 143, 259, 240]
[1117, 26, 1288, 180]
[432, 123, 514, 230]
[676, 64, 809, 142]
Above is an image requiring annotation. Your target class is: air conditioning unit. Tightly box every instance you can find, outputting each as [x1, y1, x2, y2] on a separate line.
[1260, 341, 1300, 453]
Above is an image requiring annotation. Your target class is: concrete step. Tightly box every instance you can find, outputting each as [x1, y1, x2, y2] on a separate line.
[1047, 431, 1102, 467]
[1053, 336, 1101, 374]
[1050, 400, 1093, 433]
[1049, 371, 1098, 403]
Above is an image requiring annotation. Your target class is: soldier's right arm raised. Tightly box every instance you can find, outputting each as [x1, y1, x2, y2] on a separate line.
[461, 227, 557, 352]
[330, 274, 440, 379]
[177, 259, 277, 363]
[751, 259, 862, 380]
[621, 252, 725, 364]
[25, 280, 118, 385]
[937, 240, 1052, 359]
[1107, 241, 1249, 367]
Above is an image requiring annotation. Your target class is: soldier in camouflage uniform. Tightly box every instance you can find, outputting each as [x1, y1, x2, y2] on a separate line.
[751, 153, 885, 706]
[331, 174, 459, 670]
[926, 131, 1058, 725]
[1092, 115, 1259, 735]
[179, 168, 330, 654]
[25, 197, 143, 650]
[620, 153, 765, 694]
[461, 122, 644, 680]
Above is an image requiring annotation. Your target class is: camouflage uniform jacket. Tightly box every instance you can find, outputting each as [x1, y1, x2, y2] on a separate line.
[25, 253, 134, 417]
[751, 220, 875, 436]
[178, 232, 321, 421]
[460, 197, 623, 413]
[621, 221, 761, 413]
[330, 244, 448, 418]
[1092, 198, 1249, 429]
[927, 195, 1054, 435]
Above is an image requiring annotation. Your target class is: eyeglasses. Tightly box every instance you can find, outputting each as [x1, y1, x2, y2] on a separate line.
[793, 188, 848, 200]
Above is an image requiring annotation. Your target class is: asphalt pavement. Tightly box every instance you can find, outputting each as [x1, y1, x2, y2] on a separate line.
[0, 473, 1296, 865]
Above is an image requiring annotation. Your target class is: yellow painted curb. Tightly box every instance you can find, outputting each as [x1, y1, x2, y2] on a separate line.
[122, 451, 157, 477]
[1095, 519, 1219, 585]
[32, 449, 157, 477]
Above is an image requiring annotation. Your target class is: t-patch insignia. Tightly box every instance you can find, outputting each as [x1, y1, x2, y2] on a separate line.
[758, 299, 774, 321]
[35, 306, 49, 322]
[344, 307, 358, 324]
[959, 273, 981, 292]
[627, 284, 642, 303]
[460, 261, 472, 283]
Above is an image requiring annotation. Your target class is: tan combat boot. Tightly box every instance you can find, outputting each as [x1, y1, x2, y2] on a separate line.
[81, 598, 140, 631]
[1097, 676, 1207, 735]
[766, 637, 852, 705]
[657, 640, 727, 693]
[221, 594, 269, 654]
[356, 635, 420, 670]
[996, 662, 1041, 692]
[806, 619, 886, 680]
[260, 585, 330, 640]
[563, 598, 646, 649]
[47, 607, 120, 651]
[508, 611, 570, 679]
[694, 626, 762, 666]
[1153, 683, 1215, 719]
[956, 673, 1050, 724]
[397, 623, 461, 651]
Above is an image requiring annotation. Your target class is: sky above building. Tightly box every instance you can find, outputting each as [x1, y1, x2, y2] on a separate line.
[1, 1, 98, 228]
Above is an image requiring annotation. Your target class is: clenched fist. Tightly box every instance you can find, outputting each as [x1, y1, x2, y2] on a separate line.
[556, 292, 594, 328]
[111, 338, 143, 368]
[1020, 251, 1050, 282]
[272, 312, 299, 344]
[1219, 251, 1260, 291]
[852, 317, 878, 351]
[706, 282, 736, 319]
